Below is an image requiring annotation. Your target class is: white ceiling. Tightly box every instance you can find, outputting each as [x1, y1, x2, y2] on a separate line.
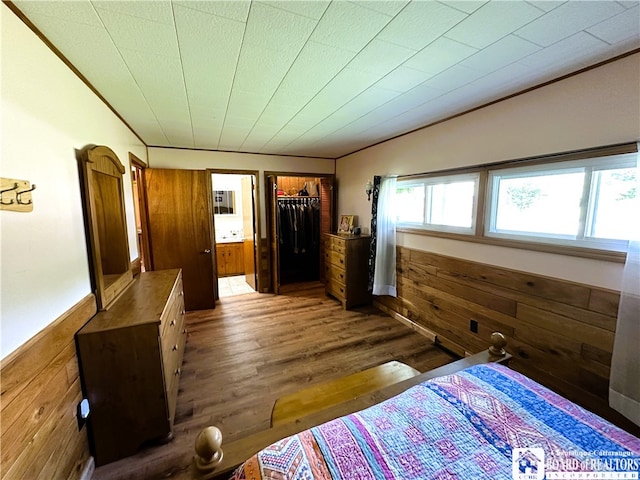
[13, 0, 640, 159]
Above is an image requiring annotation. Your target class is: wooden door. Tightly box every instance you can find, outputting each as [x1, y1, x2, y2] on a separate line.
[319, 177, 334, 281]
[266, 175, 280, 294]
[241, 176, 257, 290]
[145, 169, 216, 310]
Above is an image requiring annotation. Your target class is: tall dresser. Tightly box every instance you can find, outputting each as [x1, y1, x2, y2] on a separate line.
[76, 269, 186, 466]
[323, 233, 371, 309]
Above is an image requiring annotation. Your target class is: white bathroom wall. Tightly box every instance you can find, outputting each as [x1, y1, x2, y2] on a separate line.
[212, 173, 244, 238]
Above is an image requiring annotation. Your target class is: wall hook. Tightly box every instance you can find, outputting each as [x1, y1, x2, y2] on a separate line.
[16, 184, 36, 205]
[0, 183, 19, 205]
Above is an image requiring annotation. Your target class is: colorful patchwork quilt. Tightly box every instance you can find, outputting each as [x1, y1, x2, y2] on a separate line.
[229, 363, 640, 479]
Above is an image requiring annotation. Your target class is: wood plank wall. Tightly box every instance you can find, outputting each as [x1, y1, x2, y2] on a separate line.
[276, 176, 320, 197]
[0, 294, 97, 479]
[258, 239, 270, 293]
[376, 247, 639, 435]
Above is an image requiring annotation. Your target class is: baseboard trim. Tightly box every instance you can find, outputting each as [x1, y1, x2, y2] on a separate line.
[373, 299, 436, 341]
[80, 456, 95, 480]
[373, 299, 467, 357]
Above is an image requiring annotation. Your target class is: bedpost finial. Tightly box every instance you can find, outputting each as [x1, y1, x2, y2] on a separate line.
[194, 426, 224, 475]
[488, 332, 507, 357]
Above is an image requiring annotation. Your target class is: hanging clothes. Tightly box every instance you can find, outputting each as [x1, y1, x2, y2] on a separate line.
[277, 198, 321, 284]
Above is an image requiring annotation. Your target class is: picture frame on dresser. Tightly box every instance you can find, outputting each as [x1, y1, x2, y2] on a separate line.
[338, 214, 354, 233]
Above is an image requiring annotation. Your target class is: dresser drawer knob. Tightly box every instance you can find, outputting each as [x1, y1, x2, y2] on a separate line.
[179, 291, 184, 296]
[172, 344, 178, 351]
[181, 310, 185, 315]
[170, 319, 176, 326]
[174, 368, 181, 376]
[183, 328, 188, 334]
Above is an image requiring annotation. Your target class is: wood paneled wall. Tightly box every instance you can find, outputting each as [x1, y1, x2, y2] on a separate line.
[376, 247, 638, 434]
[276, 176, 320, 197]
[258, 239, 270, 293]
[0, 294, 97, 479]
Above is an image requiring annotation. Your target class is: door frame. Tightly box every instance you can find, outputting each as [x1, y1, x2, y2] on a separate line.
[265, 171, 336, 294]
[208, 169, 261, 294]
[128, 153, 152, 273]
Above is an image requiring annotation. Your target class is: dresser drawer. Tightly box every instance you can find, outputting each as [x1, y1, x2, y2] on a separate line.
[325, 250, 346, 268]
[160, 274, 184, 345]
[161, 278, 184, 337]
[162, 309, 184, 384]
[324, 263, 346, 284]
[325, 236, 346, 254]
[166, 325, 187, 424]
[326, 277, 347, 301]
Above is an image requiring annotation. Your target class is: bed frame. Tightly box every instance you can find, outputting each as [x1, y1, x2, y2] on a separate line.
[193, 332, 511, 479]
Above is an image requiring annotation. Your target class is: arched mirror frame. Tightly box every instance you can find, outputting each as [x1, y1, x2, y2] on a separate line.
[78, 145, 134, 310]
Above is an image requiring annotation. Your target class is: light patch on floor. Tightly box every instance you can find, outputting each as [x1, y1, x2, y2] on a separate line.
[218, 275, 254, 298]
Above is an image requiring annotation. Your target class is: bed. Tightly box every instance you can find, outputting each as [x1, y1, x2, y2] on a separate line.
[218, 362, 639, 479]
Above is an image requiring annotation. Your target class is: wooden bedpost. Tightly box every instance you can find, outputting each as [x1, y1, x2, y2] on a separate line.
[193, 426, 223, 477]
[488, 331, 507, 357]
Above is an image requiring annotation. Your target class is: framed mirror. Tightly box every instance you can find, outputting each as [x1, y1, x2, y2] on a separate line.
[213, 190, 236, 215]
[78, 145, 133, 310]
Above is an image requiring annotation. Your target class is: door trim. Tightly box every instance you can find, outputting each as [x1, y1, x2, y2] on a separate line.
[129, 153, 152, 272]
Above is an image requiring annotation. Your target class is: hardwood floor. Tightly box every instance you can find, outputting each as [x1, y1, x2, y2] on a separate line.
[93, 282, 457, 480]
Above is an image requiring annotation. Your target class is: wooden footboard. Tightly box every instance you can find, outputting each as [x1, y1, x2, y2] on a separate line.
[193, 332, 510, 479]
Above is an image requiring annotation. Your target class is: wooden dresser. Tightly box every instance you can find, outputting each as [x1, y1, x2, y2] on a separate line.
[76, 269, 186, 466]
[322, 233, 371, 309]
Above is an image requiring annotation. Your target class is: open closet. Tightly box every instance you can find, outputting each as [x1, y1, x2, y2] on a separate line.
[266, 174, 334, 294]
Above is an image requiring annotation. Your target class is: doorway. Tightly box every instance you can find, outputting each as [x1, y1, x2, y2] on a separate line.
[266, 173, 334, 294]
[211, 171, 260, 298]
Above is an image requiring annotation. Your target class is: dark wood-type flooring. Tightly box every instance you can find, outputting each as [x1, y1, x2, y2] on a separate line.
[93, 282, 457, 480]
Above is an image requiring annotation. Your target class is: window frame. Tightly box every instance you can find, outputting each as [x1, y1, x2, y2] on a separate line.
[395, 143, 638, 262]
[396, 172, 480, 235]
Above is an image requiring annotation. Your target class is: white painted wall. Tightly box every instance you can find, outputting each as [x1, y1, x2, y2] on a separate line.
[211, 173, 245, 238]
[337, 53, 640, 291]
[0, 5, 146, 359]
[148, 148, 335, 237]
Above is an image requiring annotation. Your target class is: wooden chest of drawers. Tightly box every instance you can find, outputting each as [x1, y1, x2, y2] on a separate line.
[76, 269, 186, 466]
[322, 233, 371, 309]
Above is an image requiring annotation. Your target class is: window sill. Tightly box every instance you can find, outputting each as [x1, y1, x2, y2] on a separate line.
[397, 227, 627, 263]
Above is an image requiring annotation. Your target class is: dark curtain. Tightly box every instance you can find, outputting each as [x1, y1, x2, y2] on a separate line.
[367, 176, 381, 292]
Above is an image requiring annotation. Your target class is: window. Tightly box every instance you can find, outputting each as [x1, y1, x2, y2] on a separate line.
[397, 173, 479, 234]
[486, 153, 637, 251]
[395, 143, 638, 258]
